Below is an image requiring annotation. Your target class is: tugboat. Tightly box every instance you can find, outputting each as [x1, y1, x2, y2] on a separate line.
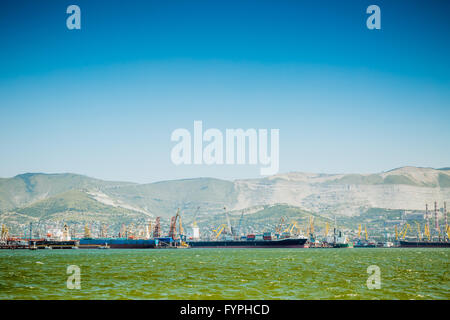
[331, 217, 353, 248]
[333, 231, 353, 248]
[98, 242, 110, 249]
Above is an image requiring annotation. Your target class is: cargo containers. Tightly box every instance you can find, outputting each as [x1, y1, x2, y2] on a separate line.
[246, 234, 255, 241]
[263, 232, 272, 241]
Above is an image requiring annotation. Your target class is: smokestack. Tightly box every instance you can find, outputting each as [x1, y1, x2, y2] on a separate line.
[434, 201, 439, 231]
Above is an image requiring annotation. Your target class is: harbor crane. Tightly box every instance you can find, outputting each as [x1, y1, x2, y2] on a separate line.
[213, 224, 228, 239]
[399, 223, 411, 240]
[424, 223, 431, 241]
[224, 207, 234, 236]
[275, 216, 286, 235]
[309, 216, 314, 235]
[235, 211, 245, 237]
[1, 224, 9, 241]
[84, 224, 91, 239]
[153, 217, 161, 238]
[178, 214, 189, 247]
[414, 221, 422, 241]
[192, 206, 200, 228]
[168, 208, 180, 240]
[179, 215, 184, 238]
[283, 221, 297, 234]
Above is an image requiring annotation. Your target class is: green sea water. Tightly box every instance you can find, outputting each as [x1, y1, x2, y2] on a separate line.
[0, 248, 448, 300]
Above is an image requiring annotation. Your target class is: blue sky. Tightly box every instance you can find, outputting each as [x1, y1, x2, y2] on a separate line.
[0, 0, 449, 183]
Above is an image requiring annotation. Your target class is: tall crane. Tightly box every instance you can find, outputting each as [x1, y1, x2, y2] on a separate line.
[236, 211, 244, 237]
[224, 207, 233, 236]
[1, 224, 9, 241]
[146, 221, 152, 239]
[192, 206, 200, 227]
[128, 223, 135, 239]
[153, 217, 161, 238]
[400, 223, 411, 240]
[325, 222, 329, 238]
[169, 208, 180, 240]
[84, 224, 91, 239]
[275, 217, 286, 235]
[357, 224, 362, 239]
[414, 221, 422, 241]
[179, 215, 184, 239]
[213, 224, 228, 239]
[283, 221, 297, 233]
[364, 225, 368, 241]
[100, 224, 108, 238]
[289, 221, 297, 234]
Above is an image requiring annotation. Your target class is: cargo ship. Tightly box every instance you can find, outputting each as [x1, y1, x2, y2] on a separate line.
[78, 238, 159, 249]
[399, 240, 450, 248]
[187, 237, 308, 248]
[353, 240, 377, 248]
[32, 239, 79, 249]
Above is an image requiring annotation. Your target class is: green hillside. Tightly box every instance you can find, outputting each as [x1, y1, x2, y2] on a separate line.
[1, 189, 147, 227]
[0, 173, 135, 212]
[103, 177, 238, 218]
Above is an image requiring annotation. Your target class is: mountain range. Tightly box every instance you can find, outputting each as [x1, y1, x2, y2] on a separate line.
[1, 166, 449, 232]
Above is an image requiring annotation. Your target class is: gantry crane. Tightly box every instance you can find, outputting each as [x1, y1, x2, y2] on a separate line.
[223, 207, 234, 236]
[400, 223, 411, 240]
[179, 215, 184, 239]
[275, 216, 286, 235]
[192, 206, 200, 227]
[153, 217, 161, 238]
[236, 211, 244, 237]
[283, 221, 297, 234]
[414, 221, 422, 241]
[168, 208, 180, 240]
[213, 224, 228, 239]
[84, 224, 91, 239]
[1, 224, 9, 241]
[324, 222, 329, 238]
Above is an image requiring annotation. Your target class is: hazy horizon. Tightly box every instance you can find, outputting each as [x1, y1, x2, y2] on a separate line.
[2, 165, 449, 184]
[1, 0, 449, 183]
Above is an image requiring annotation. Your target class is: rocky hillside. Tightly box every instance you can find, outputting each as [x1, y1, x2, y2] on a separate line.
[0, 167, 449, 230]
[233, 166, 450, 216]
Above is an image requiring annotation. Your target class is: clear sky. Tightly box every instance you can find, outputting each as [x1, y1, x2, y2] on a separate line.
[0, 0, 449, 183]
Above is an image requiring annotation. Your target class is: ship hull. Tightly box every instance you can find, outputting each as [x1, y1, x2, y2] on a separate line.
[33, 240, 79, 249]
[187, 238, 307, 248]
[78, 238, 158, 249]
[332, 243, 353, 248]
[399, 240, 450, 248]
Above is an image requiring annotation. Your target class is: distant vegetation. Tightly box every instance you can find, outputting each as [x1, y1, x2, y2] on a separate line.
[0, 167, 449, 238]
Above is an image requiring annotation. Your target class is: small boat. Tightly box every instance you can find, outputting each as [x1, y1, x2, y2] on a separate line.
[98, 243, 110, 249]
